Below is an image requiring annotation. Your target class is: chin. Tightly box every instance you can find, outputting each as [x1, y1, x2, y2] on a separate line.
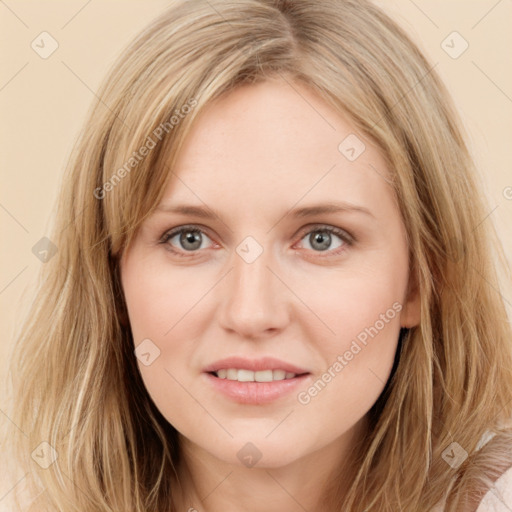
[213, 438, 306, 470]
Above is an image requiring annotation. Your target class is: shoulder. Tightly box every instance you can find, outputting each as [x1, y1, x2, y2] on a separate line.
[476, 466, 512, 512]
[431, 465, 512, 512]
[431, 430, 511, 512]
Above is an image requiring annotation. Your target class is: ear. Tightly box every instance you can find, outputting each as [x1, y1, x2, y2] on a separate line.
[401, 264, 421, 328]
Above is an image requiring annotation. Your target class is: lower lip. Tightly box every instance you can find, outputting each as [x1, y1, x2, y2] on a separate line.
[203, 372, 311, 405]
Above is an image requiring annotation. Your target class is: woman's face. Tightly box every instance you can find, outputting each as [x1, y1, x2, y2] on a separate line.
[120, 78, 420, 469]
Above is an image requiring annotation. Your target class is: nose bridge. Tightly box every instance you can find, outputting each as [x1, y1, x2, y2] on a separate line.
[218, 238, 288, 336]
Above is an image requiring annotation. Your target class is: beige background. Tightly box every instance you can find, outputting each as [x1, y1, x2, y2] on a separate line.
[1, 0, 511, 503]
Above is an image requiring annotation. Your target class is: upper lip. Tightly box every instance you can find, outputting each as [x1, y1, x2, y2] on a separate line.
[203, 356, 310, 375]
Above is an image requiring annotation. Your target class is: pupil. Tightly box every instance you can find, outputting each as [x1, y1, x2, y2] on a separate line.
[311, 231, 330, 251]
[181, 230, 201, 250]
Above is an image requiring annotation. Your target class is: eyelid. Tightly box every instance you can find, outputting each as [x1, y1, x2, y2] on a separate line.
[160, 224, 217, 248]
[295, 223, 354, 244]
[292, 223, 354, 258]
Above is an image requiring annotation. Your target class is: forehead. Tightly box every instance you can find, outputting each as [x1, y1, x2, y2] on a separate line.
[160, 79, 394, 219]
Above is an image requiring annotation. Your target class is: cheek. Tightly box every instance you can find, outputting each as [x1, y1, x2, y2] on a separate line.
[293, 260, 406, 411]
[121, 258, 215, 401]
[303, 258, 407, 350]
[120, 259, 208, 429]
[121, 258, 211, 343]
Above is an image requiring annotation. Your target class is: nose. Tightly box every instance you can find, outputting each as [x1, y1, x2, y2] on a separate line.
[217, 242, 290, 339]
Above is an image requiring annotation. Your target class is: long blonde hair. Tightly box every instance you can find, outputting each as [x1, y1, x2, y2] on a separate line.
[5, 0, 512, 510]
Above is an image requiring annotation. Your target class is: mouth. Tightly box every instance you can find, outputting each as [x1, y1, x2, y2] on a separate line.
[207, 368, 309, 382]
[203, 368, 311, 405]
[202, 356, 311, 404]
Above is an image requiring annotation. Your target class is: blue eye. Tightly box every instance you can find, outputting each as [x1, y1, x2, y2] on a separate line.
[160, 224, 353, 258]
[297, 226, 352, 255]
[160, 226, 214, 256]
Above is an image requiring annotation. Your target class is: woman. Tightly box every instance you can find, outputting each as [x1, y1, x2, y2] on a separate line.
[6, 0, 512, 510]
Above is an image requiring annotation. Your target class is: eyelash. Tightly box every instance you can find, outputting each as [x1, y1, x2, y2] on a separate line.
[159, 224, 354, 259]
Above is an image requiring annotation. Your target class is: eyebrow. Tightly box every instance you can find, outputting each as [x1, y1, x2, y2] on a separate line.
[155, 201, 375, 219]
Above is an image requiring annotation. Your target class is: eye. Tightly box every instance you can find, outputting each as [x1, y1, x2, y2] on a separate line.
[295, 225, 353, 256]
[160, 224, 354, 258]
[160, 225, 215, 256]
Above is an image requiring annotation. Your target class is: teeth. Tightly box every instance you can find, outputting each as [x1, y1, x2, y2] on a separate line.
[237, 369, 254, 382]
[214, 369, 298, 381]
[255, 370, 273, 382]
[272, 369, 286, 381]
[226, 368, 238, 380]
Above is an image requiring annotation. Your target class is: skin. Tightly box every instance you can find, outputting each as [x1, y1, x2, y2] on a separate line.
[120, 77, 421, 511]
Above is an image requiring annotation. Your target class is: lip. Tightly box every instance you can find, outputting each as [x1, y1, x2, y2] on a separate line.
[203, 372, 311, 405]
[202, 356, 309, 374]
[202, 356, 311, 405]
